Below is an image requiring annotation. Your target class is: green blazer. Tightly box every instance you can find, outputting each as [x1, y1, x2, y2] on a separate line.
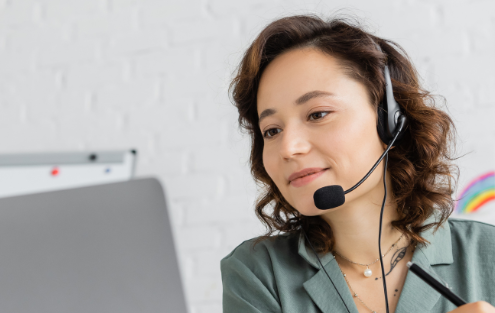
[221, 215, 495, 312]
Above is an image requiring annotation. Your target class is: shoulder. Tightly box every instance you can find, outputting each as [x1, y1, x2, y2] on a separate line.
[221, 232, 300, 273]
[447, 217, 495, 256]
[448, 217, 495, 239]
[220, 232, 301, 310]
[445, 217, 495, 301]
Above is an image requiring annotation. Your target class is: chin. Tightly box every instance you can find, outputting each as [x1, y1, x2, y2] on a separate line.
[291, 198, 325, 217]
[283, 185, 323, 216]
[300, 208, 324, 217]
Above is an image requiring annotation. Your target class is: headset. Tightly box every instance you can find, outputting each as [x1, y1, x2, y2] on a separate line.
[302, 40, 408, 313]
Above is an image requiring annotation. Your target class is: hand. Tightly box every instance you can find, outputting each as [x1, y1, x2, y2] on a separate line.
[448, 301, 495, 313]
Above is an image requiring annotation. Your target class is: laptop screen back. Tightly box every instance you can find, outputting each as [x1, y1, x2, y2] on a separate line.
[0, 177, 187, 313]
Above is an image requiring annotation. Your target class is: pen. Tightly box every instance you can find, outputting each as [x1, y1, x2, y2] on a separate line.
[407, 261, 467, 307]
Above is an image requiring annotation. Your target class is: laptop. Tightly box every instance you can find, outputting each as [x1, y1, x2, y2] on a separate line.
[0, 177, 188, 313]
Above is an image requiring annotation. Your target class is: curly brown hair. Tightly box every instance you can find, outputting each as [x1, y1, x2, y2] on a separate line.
[230, 14, 459, 253]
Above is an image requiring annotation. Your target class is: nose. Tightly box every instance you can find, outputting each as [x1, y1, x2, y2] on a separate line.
[279, 124, 311, 160]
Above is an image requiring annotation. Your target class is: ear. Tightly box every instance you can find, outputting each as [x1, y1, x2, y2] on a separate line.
[381, 142, 395, 151]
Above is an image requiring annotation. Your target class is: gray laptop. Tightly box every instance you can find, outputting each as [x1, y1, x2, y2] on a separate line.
[0, 177, 188, 313]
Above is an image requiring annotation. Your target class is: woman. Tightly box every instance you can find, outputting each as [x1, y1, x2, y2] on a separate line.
[221, 15, 495, 313]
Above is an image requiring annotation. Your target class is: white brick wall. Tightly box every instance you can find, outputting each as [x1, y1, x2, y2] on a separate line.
[0, 0, 494, 312]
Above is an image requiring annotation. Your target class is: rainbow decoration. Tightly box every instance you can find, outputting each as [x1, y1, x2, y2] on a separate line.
[455, 171, 495, 214]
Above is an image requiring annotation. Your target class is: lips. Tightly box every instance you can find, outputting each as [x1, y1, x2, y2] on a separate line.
[288, 167, 327, 184]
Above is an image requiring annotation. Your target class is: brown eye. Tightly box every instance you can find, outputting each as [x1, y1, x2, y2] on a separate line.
[309, 111, 330, 121]
[263, 128, 281, 138]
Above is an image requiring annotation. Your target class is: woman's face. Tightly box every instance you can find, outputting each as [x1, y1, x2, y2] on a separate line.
[257, 47, 387, 216]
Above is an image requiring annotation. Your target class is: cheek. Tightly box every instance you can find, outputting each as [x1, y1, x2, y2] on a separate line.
[315, 119, 355, 166]
[313, 111, 381, 188]
[351, 114, 383, 156]
[262, 145, 292, 200]
[329, 111, 378, 155]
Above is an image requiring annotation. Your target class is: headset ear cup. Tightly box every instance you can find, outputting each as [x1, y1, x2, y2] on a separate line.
[377, 102, 407, 147]
[377, 101, 390, 145]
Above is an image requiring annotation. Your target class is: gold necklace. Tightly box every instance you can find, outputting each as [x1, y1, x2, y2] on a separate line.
[335, 241, 418, 313]
[332, 234, 404, 278]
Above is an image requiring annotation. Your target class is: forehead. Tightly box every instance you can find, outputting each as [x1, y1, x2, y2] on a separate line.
[257, 48, 345, 111]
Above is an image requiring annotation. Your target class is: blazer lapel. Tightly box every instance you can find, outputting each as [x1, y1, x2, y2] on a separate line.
[395, 215, 454, 312]
[394, 248, 441, 312]
[298, 233, 359, 313]
[303, 257, 359, 313]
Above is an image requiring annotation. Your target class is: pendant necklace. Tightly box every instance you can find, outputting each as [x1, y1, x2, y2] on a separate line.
[334, 240, 417, 313]
[332, 233, 404, 278]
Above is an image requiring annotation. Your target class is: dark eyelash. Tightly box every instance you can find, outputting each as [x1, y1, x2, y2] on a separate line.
[263, 111, 331, 138]
[308, 111, 330, 121]
[263, 128, 280, 138]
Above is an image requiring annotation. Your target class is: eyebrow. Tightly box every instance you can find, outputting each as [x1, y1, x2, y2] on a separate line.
[258, 90, 335, 124]
[295, 90, 335, 105]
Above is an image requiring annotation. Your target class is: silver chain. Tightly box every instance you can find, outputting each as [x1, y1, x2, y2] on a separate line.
[335, 238, 417, 313]
[332, 233, 404, 267]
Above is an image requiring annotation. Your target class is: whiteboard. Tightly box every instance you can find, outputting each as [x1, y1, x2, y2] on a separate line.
[0, 150, 137, 198]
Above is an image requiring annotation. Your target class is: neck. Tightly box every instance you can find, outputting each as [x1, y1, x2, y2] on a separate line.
[320, 173, 404, 266]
